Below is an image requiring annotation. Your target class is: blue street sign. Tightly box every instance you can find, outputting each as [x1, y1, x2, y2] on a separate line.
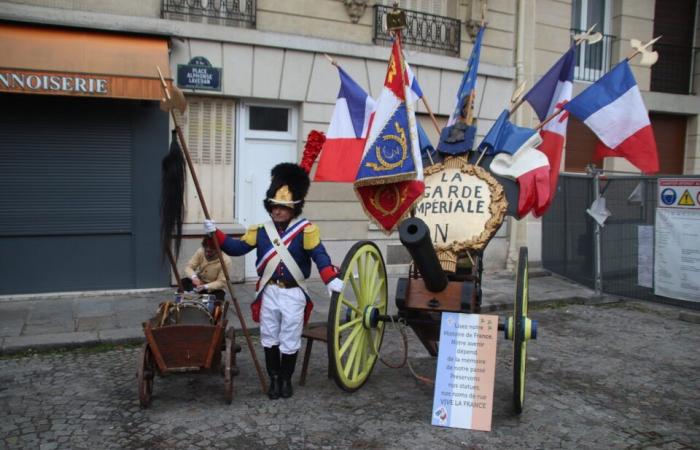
[177, 57, 221, 91]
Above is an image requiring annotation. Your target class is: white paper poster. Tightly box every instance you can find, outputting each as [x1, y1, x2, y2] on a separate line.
[431, 313, 498, 431]
[654, 178, 700, 301]
[637, 225, 654, 288]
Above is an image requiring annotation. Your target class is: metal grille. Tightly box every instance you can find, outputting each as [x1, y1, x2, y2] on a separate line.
[651, 43, 698, 95]
[543, 174, 700, 303]
[373, 4, 461, 56]
[162, 0, 256, 27]
[542, 175, 595, 288]
[570, 29, 615, 82]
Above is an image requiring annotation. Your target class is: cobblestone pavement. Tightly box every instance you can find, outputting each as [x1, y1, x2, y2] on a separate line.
[1, 300, 698, 449]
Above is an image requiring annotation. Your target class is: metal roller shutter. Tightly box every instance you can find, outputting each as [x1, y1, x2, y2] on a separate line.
[0, 94, 167, 294]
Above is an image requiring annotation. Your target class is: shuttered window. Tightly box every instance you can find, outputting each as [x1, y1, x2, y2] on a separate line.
[176, 97, 235, 223]
[0, 100, 131, 236]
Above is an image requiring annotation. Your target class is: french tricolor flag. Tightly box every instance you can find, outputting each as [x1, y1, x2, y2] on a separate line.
[522, 46, 575, 214]
[314, 67, 376, 182]
[563, 60, 659, 174]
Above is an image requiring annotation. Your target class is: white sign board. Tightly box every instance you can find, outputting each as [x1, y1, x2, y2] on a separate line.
[654, 178, 700, 302]
[432, 313, 498, 431]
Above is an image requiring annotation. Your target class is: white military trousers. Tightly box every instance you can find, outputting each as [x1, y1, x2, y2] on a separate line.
[259, 284, 306, 354]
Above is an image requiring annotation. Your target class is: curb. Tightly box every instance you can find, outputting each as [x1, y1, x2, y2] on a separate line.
[1, 295, 601, 356]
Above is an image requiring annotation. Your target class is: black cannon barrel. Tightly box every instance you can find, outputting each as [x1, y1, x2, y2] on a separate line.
[399, 218, 448, 292]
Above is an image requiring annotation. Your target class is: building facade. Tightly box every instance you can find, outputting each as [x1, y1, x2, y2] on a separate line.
[1, 0, 698, 294]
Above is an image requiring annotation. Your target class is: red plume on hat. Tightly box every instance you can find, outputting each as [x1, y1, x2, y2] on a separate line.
[300, 130, 326, 174]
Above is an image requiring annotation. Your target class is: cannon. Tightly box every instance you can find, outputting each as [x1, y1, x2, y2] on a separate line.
[325, 216, 538, 414]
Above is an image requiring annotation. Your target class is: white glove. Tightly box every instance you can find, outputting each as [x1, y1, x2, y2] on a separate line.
[203, 219, 216, 234]
[195, 284, 208, 293]
[326, 278, 344, 296]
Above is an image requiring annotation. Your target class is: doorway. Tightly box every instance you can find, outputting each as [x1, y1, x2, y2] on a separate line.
[236, 102, 298, 279]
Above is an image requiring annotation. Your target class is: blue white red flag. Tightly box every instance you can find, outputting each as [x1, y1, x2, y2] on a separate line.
[447, 26, 484, 126]
[478, 110, 539, 156]
[404, 60, 434, 160]
[563, 60, 659, 173]
[480, 110, 549, 217]
[490, 137, 550, 218]
[522, 46, 575, 214]
[354, 38, 424, 232]
[314, 67, 376, 182]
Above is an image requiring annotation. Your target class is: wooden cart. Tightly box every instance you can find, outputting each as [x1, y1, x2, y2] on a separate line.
[137, 298, 241, 408]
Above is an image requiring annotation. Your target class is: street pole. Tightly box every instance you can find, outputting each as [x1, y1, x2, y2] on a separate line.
[592, 171, 602, 296]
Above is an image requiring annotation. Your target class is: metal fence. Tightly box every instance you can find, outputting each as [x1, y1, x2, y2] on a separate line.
[542, 173, 697, 304]
[373, 4, 461, 56]
[162, 0, 256, 27]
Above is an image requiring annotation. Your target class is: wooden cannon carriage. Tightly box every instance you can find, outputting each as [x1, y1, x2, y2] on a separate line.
[323, 158, 538, 414]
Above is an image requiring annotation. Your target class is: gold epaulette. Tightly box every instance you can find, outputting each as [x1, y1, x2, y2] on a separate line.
[303, 223, 320, 250]
[241, 224, 261, 246]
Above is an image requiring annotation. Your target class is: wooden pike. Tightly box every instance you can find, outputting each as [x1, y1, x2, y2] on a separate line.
[574, 23, 602, 45]
[156, 66, 269, 395]
[534, 35, 663, 130]
[628, 36, 662, 66]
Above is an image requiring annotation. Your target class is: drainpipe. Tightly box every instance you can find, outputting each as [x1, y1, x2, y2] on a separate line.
[506, 0, 528, 270]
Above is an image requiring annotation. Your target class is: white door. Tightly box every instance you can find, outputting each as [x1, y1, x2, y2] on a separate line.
[236, 102, 298, 279]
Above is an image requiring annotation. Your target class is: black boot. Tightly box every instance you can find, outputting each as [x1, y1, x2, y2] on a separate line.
[280, 352, 298, 399]
[264, 346, 281, 400]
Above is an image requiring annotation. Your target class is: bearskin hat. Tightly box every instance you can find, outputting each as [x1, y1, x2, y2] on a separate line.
[264, 163, 310, 217]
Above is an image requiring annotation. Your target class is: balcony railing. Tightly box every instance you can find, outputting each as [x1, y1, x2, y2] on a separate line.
[570, 29, 615, 82]
[651, 43, 699, 95]
[373, 5, 461, 56]
[162, 0, 256, 28]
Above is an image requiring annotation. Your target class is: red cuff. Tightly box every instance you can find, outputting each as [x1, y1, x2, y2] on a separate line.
[214, 229, 227, 246]
[320, 265, 339, 284]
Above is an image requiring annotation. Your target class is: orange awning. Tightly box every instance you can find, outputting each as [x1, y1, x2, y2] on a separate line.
[0, 23, 171, 100]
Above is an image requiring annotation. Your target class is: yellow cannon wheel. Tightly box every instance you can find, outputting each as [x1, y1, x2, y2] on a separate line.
[513, 246, 529, 414]
[327, 241, 388, 392]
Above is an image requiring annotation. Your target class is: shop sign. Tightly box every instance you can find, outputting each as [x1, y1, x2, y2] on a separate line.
[0, 70, 108, 95]
[177, 57, 221, 91]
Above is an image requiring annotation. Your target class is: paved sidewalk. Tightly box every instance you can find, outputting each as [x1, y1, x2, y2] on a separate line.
[0, 269, 598, 354]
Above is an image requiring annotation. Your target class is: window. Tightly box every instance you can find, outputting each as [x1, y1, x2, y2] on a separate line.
[571, 0, 613, 81]
[176, 97, 235, 224]
[249, 106, 289, 132]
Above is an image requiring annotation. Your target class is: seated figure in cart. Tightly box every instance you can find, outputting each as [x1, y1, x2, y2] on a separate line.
[180, 236, 231, 301]
[204, 162, 343, 399]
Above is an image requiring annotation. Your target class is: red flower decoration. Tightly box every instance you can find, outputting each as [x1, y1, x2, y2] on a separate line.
[299, 130, 326, 174]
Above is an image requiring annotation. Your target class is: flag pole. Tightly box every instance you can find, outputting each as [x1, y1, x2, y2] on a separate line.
[392, 31, 427, 168]
[156, 66, 268, 395]
[532, 35, 662, 131]
[509, 25, 600, 116]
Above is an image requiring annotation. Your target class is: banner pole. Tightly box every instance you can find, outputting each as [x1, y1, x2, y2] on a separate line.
[157, 67, 268, 395]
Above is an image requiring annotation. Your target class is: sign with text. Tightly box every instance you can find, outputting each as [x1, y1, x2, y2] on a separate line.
[414, 159, 506, 253]
[432, 312, 498, 431]
[0, 69, 108, 96]
[654, 178, 700, 302]
[177, 56, 221, 91]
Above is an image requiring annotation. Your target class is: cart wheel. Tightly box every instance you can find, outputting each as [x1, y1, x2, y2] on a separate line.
[328, 241, 388, 392]
[137, 343, 154, 408]
[513, 247, 529, 414]
[223, 336, 234, 404]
